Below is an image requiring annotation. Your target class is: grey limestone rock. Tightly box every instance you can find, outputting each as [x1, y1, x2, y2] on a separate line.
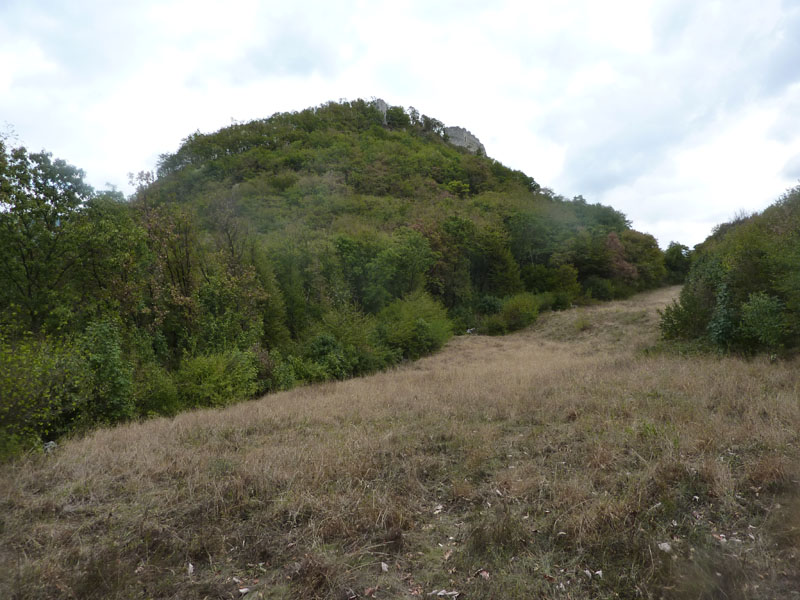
[444, 126, 486, 155]
[373, 98, 389, 125]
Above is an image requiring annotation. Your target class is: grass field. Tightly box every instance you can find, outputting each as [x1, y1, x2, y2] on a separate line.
[2, 286, 799, 599]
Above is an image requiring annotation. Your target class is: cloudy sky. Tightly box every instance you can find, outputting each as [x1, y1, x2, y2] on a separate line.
[2, 0, 799, 247]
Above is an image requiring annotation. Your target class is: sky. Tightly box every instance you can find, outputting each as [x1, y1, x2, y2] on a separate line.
[2, 0, 799, 248]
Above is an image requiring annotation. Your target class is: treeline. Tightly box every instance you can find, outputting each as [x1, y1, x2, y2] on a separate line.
[1, 100, 680, 456]
[661, 185, 800, 353]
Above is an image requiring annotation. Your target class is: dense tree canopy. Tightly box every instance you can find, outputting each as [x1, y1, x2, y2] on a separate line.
[0, 100, 674, 456]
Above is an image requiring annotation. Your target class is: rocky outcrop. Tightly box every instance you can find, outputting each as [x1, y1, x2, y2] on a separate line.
[371, 99, 486, 155]
[374, 98, 389, 125]
[444, 126, 485, 155]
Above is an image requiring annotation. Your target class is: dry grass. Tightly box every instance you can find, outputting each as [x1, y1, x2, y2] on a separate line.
[2, 286, 799, 599]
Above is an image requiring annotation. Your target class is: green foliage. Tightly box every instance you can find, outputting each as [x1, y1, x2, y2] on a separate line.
[708, 284, 736, 350]
[133, 363, 181, 417]
[660, 185, 800, 353]
[476, 295, 503, 315]
[377, 291, 453, 359]
[664, 242, 691, 284]
[499, 293, 539, 331]
[0, 142, 93, 332]
[79, 319, 135, 425]
[0, 101, 675, 454]
[175, 350, 258, 408]
[0, 332, 83, 456]
[582, 276, 615, 300]
[739, 292, 785, 351]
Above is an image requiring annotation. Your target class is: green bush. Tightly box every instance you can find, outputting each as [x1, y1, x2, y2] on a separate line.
[708, 285, 736, 350]
[482, 313, 508, 336]
[500, 292, 539, 332]
[79, 320, 135, 425]
[0, 333, 84, 456]
[583, 276, 614, 300]
[259, 349, 297, 392]
[476, 295, 502, 315]
[175, 350, 258, 408]
[134, 363, 181, 417]
[532, 291, 557, 312]
[739, 292, 785, 351]
[377, 291, 453, 359]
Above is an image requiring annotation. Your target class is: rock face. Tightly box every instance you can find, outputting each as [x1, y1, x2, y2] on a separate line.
[444, 126, 485, 155]
[371, 98, 486, 155]
[373, 98, 389, 125]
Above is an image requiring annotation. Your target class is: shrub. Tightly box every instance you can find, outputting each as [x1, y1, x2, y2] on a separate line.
[79, 320, 135, 425]
[739, 292, 785, 351]
[500, 292, 539, 332]
[708, 285, 736, 350]
[0, 333, 84, 456]
[377, 291, 453, 359]
[483, 313, 508, 336]
[476, 295, 502, 315]
[133, 363, 181, 417]
[175, 350, 258, 408]
[259, 349, 297, 392]
[583, 276, 614, 300]
[532, 291, 557, 312]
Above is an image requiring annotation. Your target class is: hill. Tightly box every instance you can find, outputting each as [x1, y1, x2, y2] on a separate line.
[2, 287, 798, 598]
[1, 99, 674, 452]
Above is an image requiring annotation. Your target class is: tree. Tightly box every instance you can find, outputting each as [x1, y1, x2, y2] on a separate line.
[0, 142, 94, 332]
[664, 242, 691, 284]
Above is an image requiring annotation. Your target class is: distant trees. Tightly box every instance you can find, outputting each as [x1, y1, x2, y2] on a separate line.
[664, 242, 691, 284]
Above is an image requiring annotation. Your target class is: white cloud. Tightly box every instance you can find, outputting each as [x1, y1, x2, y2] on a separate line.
[1, 0, 799, 248]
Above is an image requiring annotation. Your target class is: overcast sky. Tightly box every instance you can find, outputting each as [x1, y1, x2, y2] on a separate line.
[2, 0, 799, 247]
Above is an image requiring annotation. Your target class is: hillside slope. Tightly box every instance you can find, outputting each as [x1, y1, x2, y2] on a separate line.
[3, 287, 798, 599]
[1, 100, 672, 454]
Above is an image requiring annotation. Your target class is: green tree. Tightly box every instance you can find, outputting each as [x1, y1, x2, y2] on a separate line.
[0, 142, 93, 332]
[664, 242, 691, 284]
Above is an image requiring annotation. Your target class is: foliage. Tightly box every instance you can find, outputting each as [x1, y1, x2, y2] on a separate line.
[499, 292, 539, 332]
[175, 350, 258, 408]
[0, 332, 83, 456]
[377, 291, 453, 359]
[79, 319, 135, 425]
[0, 100, 674, 453]
[660, 185, 800, 353]
[664, 242, 691, 284]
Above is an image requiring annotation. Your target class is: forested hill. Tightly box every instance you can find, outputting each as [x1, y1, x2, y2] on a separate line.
[1, 99, 675, 456]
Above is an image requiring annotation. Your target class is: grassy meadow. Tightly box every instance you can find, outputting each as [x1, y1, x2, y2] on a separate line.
[2, 286, 799, 599]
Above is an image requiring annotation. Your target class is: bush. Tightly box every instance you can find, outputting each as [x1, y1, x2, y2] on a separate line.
[739, 292, 785, 351]
[476, 295, 502, 315]
[134, 363, 181, 417]
[483, 313, 508, 336]
[79, 320, 135, 425]
[377, 291, 453, 359]
[0, 333, 84, 456]
[532, 291, 557, 312]
[583, 276, 614, 300]
[500, 292, 539, 332]
[175, 350, 258, 408]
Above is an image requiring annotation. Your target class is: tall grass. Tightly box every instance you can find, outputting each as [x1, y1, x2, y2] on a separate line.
[1, 286, 798, 599]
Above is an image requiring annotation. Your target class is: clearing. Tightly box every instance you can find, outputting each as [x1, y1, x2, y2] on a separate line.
[2, 286, 799, 599]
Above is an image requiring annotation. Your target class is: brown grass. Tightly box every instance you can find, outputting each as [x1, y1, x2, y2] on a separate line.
[2, 286, 799, 599]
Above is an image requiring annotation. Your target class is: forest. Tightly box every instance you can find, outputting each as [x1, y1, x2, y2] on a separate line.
[2, 99, 681, 456]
